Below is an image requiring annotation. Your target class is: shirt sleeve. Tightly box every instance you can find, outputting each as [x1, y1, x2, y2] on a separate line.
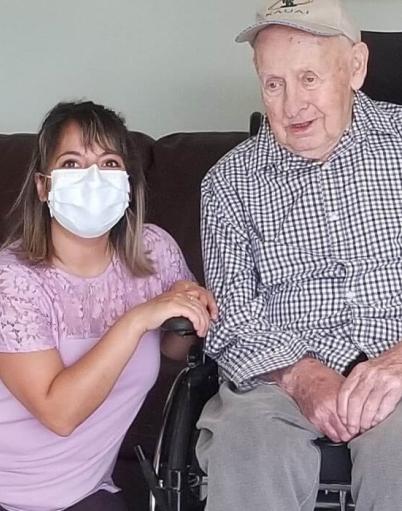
[145, 225, 195, 292]
[201, 167, 314, 390]
[0, 264, 55, 353]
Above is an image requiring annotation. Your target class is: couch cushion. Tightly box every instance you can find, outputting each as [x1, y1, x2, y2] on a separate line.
[0, 134, 36, 243]
[145, 131, 248, 283]
[362, 31, 402, 105]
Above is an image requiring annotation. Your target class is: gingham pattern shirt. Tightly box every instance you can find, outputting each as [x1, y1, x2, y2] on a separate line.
[201, 92, 402, 390]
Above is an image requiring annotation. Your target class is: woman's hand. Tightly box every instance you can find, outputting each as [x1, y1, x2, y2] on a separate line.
[169, 280, 218, 321]
[132, 282, 217, 338]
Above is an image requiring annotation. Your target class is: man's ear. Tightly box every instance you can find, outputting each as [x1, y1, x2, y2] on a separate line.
[34, 173, 48, 202]
[350, 41, 369, 92]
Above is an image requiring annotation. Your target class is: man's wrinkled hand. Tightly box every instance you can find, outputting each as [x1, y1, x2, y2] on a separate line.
[337, 345, 402, 434]
[277, 359, 357, 443]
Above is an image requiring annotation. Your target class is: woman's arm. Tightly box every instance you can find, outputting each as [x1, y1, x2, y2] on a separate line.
[0, 289, 210, 436]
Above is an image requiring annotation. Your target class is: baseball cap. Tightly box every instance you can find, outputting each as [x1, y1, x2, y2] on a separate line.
[236, 0, 361, 45]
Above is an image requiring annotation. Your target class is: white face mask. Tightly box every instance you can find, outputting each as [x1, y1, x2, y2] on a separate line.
[47, 164, 130, 238]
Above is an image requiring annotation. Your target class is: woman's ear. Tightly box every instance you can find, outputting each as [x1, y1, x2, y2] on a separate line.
[34, 173, 49, 202]
[350, 41, 369, 92]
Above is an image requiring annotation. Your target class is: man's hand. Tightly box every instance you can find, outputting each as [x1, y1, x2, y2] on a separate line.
[270, 358, 356, 443]
[337, 344, 402, 434]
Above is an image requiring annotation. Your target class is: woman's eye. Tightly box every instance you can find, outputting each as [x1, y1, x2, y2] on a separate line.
[61, 159, 79, 168]
[101, 158, 124, 169]
[105, 160, 119, 167]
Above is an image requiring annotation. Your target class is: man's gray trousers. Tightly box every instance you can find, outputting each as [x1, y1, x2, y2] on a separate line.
[196, 382, 402, 511]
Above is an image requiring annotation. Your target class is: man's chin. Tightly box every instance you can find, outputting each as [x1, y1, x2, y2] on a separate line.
[285, 138, 332, 161]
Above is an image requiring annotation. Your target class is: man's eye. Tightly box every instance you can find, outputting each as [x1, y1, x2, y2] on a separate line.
[304, 74, 318, 85]
[264, 80, 283, 94]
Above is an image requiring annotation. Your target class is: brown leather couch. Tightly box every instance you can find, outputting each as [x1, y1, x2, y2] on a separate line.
[0, 30, 401, 511]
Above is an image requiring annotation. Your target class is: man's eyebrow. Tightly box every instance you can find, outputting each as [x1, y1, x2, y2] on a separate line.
[259, 73, 283, 80]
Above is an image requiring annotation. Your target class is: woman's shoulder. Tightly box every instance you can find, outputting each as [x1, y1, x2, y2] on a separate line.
[0, 246, 20, 266]
[141, 223, 193, 287]
[0, 246, 43, 286]
[0, 246, 28, 274]
[142, 223, 180, 253]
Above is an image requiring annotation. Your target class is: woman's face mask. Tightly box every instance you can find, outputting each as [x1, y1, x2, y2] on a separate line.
[46, 164, 130, 238]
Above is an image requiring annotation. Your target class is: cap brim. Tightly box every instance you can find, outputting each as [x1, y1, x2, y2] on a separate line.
[235, 20, 341, 44]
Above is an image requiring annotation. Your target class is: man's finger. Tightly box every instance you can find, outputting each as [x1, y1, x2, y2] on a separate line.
[337, 375, 360, 424]
[345, 381, 374, 434]
[370, 390, 401, 428]
[330, 414, 354, 442]
[321, 424, 342, 443]
[338, 373, 373, 434]
[359, 388, 386, 431]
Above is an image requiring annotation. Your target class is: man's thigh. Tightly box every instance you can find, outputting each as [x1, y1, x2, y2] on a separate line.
[349, 399, 402, 508]
[196, 382, 323, 511]
[197, 381, 321, 440]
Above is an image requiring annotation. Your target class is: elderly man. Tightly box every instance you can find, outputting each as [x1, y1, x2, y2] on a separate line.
[196, 1, 402, 510]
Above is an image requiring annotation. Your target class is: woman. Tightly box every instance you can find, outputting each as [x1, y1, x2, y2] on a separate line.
[0, 101, 217, 511]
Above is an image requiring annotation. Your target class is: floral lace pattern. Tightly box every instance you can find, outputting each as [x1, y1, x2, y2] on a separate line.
[0, 224, 193, 352]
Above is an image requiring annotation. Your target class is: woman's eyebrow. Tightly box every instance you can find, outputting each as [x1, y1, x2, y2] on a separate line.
[55, 151, 82, 159]
[55, 150, 122, 159]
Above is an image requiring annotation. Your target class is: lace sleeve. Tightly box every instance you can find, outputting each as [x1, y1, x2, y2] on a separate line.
[0, 265, 55, 353]
[145, 225, 195, 292]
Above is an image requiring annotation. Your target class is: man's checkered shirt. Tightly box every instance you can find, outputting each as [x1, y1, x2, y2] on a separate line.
[201, 92, 402, 390]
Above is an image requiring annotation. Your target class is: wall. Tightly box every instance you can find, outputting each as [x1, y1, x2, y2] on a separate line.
[0, 0, 400, 137]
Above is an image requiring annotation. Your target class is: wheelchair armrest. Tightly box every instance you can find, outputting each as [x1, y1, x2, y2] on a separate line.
[314, 437, 352, 485]
[160, 316, 196, 336]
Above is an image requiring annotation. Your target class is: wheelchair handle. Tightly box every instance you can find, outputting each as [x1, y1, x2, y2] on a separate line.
[160, 316, 196, 336]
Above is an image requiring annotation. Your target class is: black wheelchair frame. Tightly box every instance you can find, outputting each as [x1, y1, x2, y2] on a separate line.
[136, 318, 354, 511]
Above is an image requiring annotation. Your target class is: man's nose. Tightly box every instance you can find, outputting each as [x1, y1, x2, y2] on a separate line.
[283, 85, 308, 118]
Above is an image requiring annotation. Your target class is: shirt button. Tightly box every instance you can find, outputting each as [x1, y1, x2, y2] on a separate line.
[321, 162, 331, 171]
[345, 290, 356, 300]
[328, 212, 340, 221]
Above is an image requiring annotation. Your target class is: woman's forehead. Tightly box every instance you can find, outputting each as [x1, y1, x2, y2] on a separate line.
[55, 120, 121, 155]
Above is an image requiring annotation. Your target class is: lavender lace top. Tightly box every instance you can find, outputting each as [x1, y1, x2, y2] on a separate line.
[0, 224, 193, 511]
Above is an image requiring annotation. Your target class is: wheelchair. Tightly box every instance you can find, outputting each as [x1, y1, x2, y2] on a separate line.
[137, 317, 354, 511]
